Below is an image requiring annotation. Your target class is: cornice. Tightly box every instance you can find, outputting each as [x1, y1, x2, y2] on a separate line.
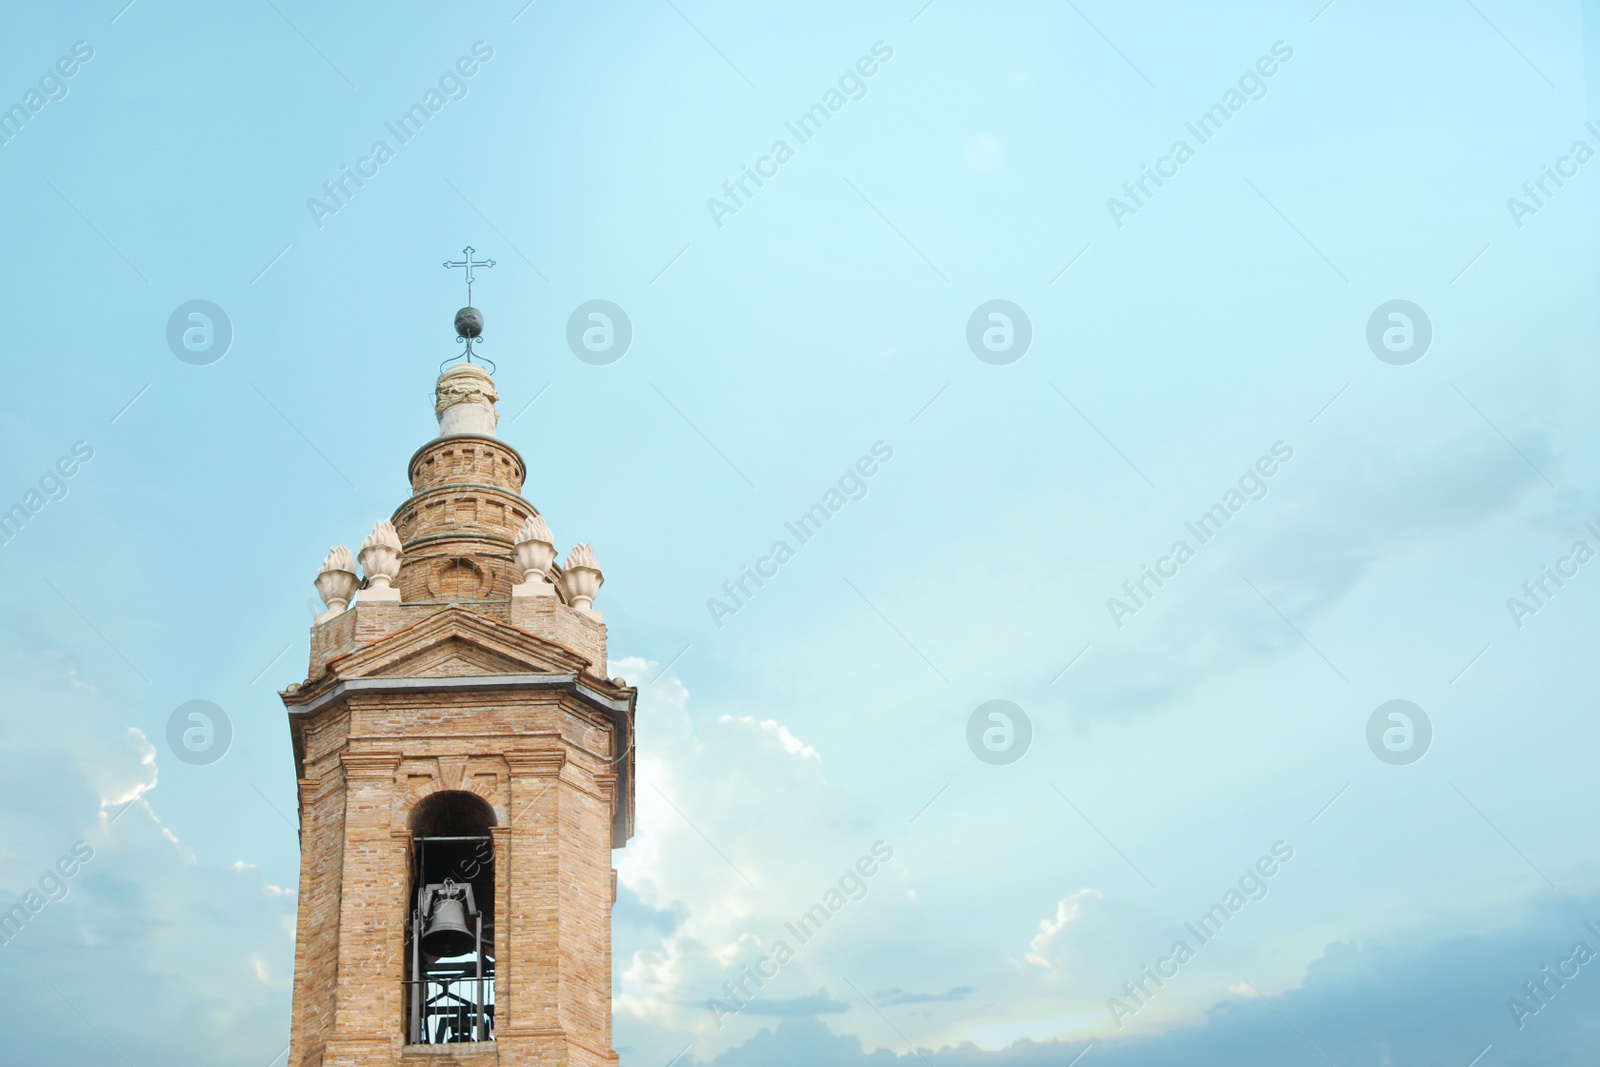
[284, 673, 630, 717]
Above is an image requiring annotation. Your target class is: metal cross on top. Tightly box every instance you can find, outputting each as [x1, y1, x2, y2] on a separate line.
[443, 246, 496, 304]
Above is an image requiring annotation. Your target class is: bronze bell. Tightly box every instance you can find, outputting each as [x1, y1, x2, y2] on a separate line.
[421, 886, 475, 958]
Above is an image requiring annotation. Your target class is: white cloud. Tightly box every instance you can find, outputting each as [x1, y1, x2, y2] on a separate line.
[718, 714, 820, 760]
[0, 648, 296, 1065]
[1026, 889, 1103, 970]
[607, 656, 920, 1062]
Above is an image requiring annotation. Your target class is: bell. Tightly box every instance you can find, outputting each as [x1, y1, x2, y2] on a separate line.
[421, 890, 475, 958]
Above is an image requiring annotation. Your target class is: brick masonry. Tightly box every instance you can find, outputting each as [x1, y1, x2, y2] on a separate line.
[282, 417, 635, 1067]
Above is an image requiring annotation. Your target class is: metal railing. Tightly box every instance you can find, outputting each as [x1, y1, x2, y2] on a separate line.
[405, 966, 494, 1044]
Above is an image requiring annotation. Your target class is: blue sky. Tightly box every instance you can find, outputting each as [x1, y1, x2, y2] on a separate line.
[1, 1, 1598, 1064]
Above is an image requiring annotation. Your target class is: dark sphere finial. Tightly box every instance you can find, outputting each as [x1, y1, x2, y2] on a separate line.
[455, 306, 484, 339]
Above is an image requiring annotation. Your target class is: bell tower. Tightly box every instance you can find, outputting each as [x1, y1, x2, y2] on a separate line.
[280, 277, 635, 1067]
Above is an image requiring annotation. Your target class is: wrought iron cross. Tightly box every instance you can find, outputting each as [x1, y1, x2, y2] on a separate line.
[443, 246, 495, 304]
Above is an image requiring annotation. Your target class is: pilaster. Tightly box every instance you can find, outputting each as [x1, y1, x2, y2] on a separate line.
[331, 752, 404, 1043]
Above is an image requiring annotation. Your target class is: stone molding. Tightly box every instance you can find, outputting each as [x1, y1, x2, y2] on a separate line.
[505, 749, 566, 777]
[340, 752, 402, 780]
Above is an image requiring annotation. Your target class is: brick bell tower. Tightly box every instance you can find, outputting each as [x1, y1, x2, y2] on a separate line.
[280, 280, 635, 1067]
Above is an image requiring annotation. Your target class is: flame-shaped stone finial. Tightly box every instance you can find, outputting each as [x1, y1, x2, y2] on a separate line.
[314, 545, 359, 621]
[357, 521, 403, 602]
[561, 543, 603, 616]
[511, 514, 557, 597]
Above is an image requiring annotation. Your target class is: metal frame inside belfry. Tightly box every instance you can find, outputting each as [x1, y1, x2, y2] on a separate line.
[405, 834, 496, 1044]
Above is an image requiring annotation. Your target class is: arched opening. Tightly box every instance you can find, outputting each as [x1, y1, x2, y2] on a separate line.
[406, 790, 496, 1044]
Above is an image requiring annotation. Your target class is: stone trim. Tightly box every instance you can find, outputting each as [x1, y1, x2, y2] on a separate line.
[341, 752, 402, 780]
[505, 749, 566, 777]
